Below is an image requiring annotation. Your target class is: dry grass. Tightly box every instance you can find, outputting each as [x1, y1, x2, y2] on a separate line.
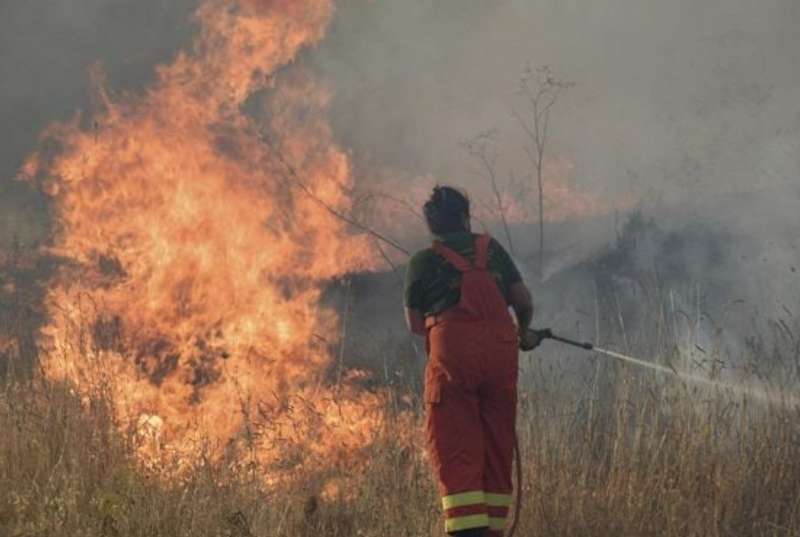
[2, 336, 800, 537]
[514, 363, 800, 536]
[0, 377, 440, 537]
[2, 256, 800, 536]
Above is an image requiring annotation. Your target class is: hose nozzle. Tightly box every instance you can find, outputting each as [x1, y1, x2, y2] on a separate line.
[530, 328, 594, 351]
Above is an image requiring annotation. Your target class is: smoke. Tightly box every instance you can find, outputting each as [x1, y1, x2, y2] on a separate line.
[2, 0, 798, 324]
[0, 0, 197, 176]
[0, 0, 198, 245]
[311, 0, 800, 197]
[307, 0, 800, 324]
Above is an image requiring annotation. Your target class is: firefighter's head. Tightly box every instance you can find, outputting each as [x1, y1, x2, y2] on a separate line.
[423, 186, 470, 235]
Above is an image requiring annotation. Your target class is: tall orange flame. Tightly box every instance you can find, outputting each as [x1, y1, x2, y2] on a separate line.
[22, 0, 388, 473]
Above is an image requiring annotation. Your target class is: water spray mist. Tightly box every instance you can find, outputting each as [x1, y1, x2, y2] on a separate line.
[529, 329, 800, 408]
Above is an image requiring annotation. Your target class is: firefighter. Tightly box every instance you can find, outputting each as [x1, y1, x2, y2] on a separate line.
[404, 186, 539, 537]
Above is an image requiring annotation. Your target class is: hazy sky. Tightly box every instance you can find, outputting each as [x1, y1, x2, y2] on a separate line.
[311, 0, 800, 204]
[1, 0, 798, 251]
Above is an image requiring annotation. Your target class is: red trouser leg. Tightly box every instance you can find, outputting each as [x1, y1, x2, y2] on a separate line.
[481, 339, 518, 536]
[426, 325, 489, 534]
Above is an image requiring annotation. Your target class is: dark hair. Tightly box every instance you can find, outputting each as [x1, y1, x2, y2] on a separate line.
[423, 186, 470, 234]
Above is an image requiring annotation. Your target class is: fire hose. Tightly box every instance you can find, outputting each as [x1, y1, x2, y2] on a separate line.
[507, 328, 645, 537]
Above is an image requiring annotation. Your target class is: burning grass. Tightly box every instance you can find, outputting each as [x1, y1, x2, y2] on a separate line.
[2, 0, 799, 533]
[2, 325, 800, 537]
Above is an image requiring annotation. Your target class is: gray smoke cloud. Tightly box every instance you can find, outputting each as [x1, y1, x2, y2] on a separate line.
[308, 0, 800, 324]
[1, 0, 798, 322]
[313, 0, 800, 198]
[0, 0, 198, 245]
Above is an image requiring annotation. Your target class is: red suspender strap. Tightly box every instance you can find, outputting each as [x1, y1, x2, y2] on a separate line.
[474, 234, 491, 270]
[431, 241, 472, 272]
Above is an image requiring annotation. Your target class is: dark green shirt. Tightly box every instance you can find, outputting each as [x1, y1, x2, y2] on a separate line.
[404, 232, 522, 317]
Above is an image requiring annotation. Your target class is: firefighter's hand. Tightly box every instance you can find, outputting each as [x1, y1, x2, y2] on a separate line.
[519, 328, 544, 351]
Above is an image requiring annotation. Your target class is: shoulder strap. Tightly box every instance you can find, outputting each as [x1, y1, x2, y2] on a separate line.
[475, 234, 491, 269]
[431, 241, 472, 272]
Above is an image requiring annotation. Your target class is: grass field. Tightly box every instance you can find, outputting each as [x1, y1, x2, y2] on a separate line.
[2, 314, 800, 537]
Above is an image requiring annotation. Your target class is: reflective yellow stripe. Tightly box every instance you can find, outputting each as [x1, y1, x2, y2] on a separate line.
[442, 490, 485, 510]
[489, 517, 508, 530]
[485, 493, 513, 507]
[446, 514, 490, 532]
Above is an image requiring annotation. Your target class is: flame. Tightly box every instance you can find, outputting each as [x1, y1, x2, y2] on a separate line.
[504, 158, 580, 222]
[364, 158, 631, 245]
[495, 157, 633, 224]
[22, 0, 392, 475]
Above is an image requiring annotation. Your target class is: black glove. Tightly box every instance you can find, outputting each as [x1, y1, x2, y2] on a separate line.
[519, 328, 551, 351]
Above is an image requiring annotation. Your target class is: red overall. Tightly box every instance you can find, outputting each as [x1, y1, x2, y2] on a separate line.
[424, 234, 518, 536]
